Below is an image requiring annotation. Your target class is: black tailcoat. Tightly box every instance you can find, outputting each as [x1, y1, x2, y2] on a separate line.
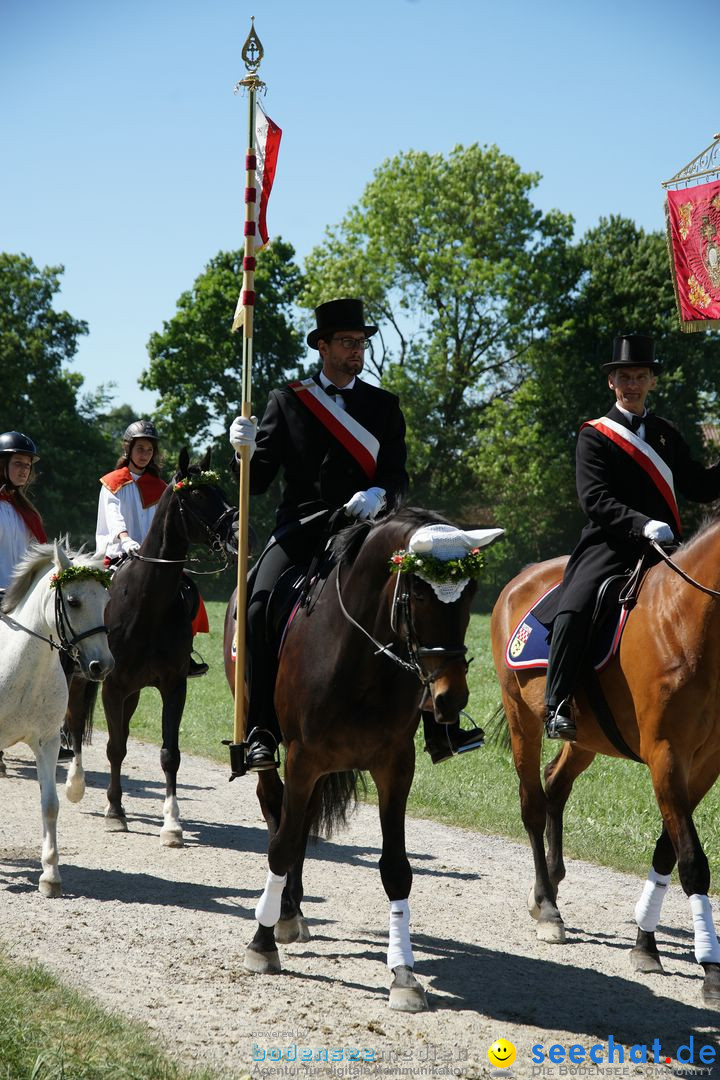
[536, 404, 720, 623]
[248, 374, 408, 531]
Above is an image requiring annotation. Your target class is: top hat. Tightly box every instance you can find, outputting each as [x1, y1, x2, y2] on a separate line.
[307, 298, 378, 349]
[602, 334, 661, 373]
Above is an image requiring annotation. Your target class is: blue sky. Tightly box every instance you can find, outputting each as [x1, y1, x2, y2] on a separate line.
[2, 0, 718, 414]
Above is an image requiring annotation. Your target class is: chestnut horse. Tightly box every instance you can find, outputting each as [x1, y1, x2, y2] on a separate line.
[491, 519, 720, 1005]
[225, 509, 488, 1011]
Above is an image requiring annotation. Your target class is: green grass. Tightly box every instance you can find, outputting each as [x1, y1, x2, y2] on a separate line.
[120, 603, 720, 885]
[0, 953, 221, 1080]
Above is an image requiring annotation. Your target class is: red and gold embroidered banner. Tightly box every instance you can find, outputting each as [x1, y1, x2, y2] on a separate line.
[666, 178, 720, 331]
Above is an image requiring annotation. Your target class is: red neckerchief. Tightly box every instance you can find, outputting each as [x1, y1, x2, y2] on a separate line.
[100, 467, 167, 509]
[0, 491, 48, 543]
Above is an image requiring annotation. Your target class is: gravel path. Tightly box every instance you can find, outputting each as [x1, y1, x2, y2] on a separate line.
[0, 738, 718, 1080]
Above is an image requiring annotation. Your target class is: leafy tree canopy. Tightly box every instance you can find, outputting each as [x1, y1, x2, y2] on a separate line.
[0, 253, 118, 544]
[302, 144, 576, 512]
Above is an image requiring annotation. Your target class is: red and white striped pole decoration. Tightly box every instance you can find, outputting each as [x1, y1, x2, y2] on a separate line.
[231, 18, 265, 758]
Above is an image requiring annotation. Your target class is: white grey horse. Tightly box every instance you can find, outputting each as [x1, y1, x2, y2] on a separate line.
[0, 542, 114, 895]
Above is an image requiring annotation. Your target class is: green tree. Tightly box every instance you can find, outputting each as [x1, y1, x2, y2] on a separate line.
[0, 253, 115, 545]
[302, 144, 575, 513]
[142, 241, 306, 545]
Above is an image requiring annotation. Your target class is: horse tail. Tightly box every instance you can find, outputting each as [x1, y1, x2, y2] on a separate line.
[484, 703, 511, 752]
[309, 770, 367, 839]
[82, 680, 99, 745]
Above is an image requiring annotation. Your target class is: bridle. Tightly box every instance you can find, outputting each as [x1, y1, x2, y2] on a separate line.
[0, 577, 108, 660]
[335, 564, 469, 687]
[128, 484, 237, 574]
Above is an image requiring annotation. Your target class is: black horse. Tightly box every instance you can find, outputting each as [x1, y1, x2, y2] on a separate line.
[65, 449, 236, 845]
[224, 508, 485, 1011]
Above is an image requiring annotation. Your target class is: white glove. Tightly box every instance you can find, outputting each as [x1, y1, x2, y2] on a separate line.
[642, 519, 674, 543]
[121, 537, 141, 555]
[229, 415, 257, 458]
[344, 487, 387, 521]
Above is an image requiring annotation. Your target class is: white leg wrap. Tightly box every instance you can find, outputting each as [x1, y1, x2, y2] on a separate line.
[634, 868, 671, 932]
[689, 894, 720, 964]
[255, 870, 287, 928]
[387, 899, 414, 971]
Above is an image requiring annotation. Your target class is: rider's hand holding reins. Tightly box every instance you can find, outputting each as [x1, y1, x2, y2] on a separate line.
[344, 487, 386, 521]
[229, 416, 257, 459]
[120, 537, 140, 555]
[642, 519, 674, 543]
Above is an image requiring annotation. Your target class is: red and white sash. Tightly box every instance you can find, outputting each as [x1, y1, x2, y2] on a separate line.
[582, 417, 681, 533]
[289, 378, 379, 481]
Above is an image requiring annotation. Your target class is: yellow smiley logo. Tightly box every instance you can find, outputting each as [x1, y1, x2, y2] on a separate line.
[488, 1039, 517, 1068]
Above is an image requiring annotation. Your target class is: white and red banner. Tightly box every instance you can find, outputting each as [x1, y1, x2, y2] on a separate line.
[254, 104, 282, 248]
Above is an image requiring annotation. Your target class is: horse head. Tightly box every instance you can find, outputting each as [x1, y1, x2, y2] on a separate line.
[49, 543, 114, 681]
[171, 448, 239, 557]
[340, 509, 502, 725]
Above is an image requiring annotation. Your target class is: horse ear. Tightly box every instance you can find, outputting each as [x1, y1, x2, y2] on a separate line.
[178, 447, 190, 476]
[199, 447, 212, 471]
[54, 541, 71, 573]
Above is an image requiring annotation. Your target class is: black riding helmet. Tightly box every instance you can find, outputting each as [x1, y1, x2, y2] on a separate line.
[123, 420, 159, 444]
[0, 431, 40, 462]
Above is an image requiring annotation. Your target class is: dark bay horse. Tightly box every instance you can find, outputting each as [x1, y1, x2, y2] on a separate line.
[225, 509, 493, 1011]
[65, 450, 236, 845]
[491, 519, 720, 1005]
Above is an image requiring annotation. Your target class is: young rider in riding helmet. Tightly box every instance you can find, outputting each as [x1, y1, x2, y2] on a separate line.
[0, 431, 47, 590]
[95, 420, 209, 677]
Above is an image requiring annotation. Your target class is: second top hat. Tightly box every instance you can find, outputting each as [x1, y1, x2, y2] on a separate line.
[602, 334, 661, 373]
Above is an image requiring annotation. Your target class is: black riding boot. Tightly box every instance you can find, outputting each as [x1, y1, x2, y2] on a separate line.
[422, 711, 485, 765]
[544, 609, 592, 740]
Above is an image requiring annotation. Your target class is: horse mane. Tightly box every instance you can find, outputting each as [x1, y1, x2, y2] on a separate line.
[330, 506, 451, 568]
[679, 510, 720, 554]
[2, 543, 107, 614]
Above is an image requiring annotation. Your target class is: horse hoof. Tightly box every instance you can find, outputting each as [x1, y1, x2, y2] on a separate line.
[702, 965, 720, 1006]
[536, 919, 566, 944]
[160, 827, 184, 848]
[630, 947, 664, 975]
[389, 967, 428, 1013]
[244, 947, 281, 974]
[104, 812, 128, 833]
[38, 879, 62, 899]
[65, 778, 85, 804]
[275, 915, 311, 944]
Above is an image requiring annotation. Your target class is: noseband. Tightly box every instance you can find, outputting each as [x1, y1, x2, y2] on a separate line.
[335, 565, 468, 687]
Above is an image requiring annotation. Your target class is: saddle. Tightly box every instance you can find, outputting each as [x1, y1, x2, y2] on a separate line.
[505, 552, 651, 674]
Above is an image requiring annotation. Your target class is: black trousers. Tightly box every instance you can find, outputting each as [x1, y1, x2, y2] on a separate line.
[544, 608, 593, 712]
[245, 523, 326, 741]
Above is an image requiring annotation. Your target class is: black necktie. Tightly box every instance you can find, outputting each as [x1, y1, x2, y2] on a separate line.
[630, 414, 644, 433]
[324, 384, 352, 401]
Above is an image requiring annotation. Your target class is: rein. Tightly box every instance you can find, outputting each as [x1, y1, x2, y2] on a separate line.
[649, 538, 720, 599]
[128, 489, 235, 575]
[334, 565, 468, 687]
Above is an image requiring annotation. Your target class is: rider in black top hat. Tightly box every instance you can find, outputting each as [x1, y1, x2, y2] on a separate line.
[539, 333, 720, 741]
[229, 297, 485, 771]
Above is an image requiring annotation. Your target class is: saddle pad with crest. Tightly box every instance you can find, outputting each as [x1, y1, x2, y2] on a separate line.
[505, 583, 631, 672]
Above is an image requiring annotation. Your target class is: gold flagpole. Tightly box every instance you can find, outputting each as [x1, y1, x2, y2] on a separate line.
[228, 18, 265, 776]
